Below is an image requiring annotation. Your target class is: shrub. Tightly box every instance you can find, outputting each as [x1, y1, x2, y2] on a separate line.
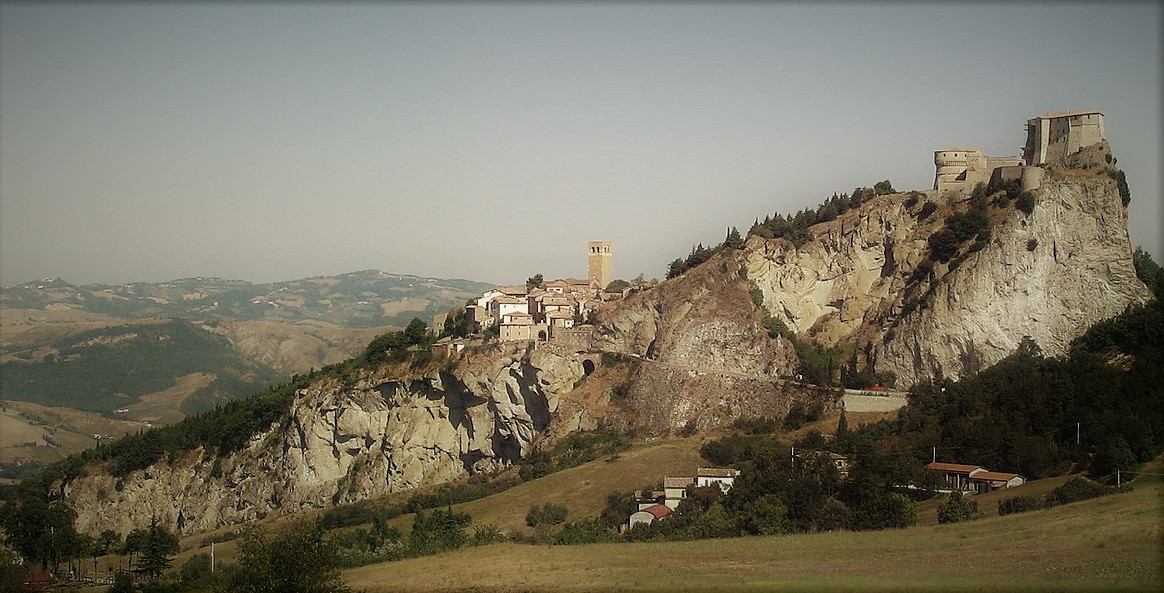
[997, 495, 1042, 516]
[1026, 239, 1038, 252]
[918, 201, 938, 220]
[525, 503, 568, 528]
[937, 490, 983, 524]
[1016, 191, 1036, 215]
[1044, 477, 1118, 508]
[553, 518, 615, 545]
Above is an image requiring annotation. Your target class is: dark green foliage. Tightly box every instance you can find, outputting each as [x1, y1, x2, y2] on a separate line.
[553, 518, 616, 545]
[137, 519, 179, 578]
[1132, 247, 1164, 296]
[927, 204, 991, 263]
[748, 282, 764, 308]
[997, 495, 1042, 516]
[1043, 477, 1121, 508]
[1016, 191, 1036, 214]
[918, 200, 938, 220]
[110, 572, 136, 593]
[0, 484, 81, 570]
[180, 552, 212, 585]
[221, 520, 351, 593]
[407, 508, 471, 556]
[700, 433, 769, 466]
[363, 318, 431, 366]
[440, 307, 475, 339]
[732, 416, 781, 435]
[605, 279, 631, 293]
[874, 180, 895, 195]
[793, 339, 842, 386]
[519, 430, 630, 481]
[762, 315, 793, 341]
[319, 500, 402, 530]
[402, 476, 521, 515]
[1107, 169, 1131, 206]
[525, 503, 568, 528]
[526, 273, 544, 291]
[0, 319, 279, 414]
[936, 491, 982, 524]
[599, 491, 638, 529]
[723, 226, 745, 249]
[904, 192, 921, 209]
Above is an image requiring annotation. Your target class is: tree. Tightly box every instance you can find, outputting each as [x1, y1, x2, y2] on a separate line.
[874, 180, 895, 195]
[937, 490, 983, 524]
[137, 518, 179, 579]
[723, 226, 745, 249]
[403, 318, 429, 345]
[666, 258, 688, 279]
[222, 520, 351, 593]
[526, 273, 545, 291]
[605, 279, 630, 294]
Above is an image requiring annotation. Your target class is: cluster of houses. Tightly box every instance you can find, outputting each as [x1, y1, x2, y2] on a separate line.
[629, 467, 741, 528]
[466, 278, 599, 343]
[925, 461, 1026, 494]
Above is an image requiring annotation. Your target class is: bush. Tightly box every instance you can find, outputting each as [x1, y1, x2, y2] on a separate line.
[937, 490, 983, 524]
[525, 503, 568, 528]
[918, 201, 938, 220]
[1016, 191, 1036, 215]
[1043, 477, 1118, 508]
[997, 495, 1042, 516]
[553, 518, 615, 545]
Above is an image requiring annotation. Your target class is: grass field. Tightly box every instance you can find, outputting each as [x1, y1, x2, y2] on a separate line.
[346, 474, 1162, 593]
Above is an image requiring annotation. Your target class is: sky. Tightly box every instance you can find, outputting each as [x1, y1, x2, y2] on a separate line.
[1, 2, 1160, 288]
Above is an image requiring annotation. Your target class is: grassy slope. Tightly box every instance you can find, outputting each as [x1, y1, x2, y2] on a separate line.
[344, 447, 1164, 593]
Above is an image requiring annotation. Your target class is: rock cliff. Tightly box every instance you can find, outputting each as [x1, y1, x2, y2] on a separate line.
[65, 343, 589, 535]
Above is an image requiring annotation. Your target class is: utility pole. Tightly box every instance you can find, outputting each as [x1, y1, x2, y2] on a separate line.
[1117, 470, 1121, 487]
[933, 447, 936, 463]
[211, 541, 215, 573]
[1076, 422, 1080, 445]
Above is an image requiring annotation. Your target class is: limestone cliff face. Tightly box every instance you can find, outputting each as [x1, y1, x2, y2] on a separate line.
[64, 343, 587, 536]
[594, 258, 828, 433]
[739, 171, 1149, 387]
[876, 174, 1150, 385]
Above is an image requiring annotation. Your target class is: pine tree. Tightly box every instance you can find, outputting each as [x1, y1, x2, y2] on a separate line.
[137, 519, 178, 579]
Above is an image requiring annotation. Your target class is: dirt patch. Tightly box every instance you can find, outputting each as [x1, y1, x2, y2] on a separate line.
[128, 372, 217, 426]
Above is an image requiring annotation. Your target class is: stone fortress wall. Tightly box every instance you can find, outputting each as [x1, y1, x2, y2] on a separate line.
[934, 109, 1104, 195]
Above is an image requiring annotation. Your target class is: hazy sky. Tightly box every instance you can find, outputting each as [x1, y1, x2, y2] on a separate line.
[2, 2, 1160, 287]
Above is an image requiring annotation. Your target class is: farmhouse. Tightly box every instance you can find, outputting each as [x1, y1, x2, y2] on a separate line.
[926, 461, 1026, 493]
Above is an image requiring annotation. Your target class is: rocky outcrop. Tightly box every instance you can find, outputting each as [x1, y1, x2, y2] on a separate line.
[739, 170, 1149, 387]
[595, 257, 824, 433]
[877, 173, 1150, 385]
[65, 343, 587, 536]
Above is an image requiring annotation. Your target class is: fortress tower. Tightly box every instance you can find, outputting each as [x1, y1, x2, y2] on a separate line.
[1022, 109, 1105, 166]
[587, 241, 612, 290]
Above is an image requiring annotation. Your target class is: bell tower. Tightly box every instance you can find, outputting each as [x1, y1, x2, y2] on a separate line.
[587, 241, 612, 290]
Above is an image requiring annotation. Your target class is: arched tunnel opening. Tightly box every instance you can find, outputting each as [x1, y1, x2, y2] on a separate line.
[582, 358, 596, 375]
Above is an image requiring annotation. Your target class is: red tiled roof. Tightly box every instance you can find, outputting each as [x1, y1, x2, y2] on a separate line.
[642, 504, 672, 519]
[926, 462, 985, 474]
[972, 471, 1022, 481]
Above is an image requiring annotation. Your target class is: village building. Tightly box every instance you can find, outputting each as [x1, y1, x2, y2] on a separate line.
[695, 467, 740, 494]
[629, 503, 672, 529]
[662, 476, 695, 510]
[926, 461, 1025, 493]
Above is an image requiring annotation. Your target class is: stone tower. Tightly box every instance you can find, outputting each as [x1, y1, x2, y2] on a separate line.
[587, 241, 613, 290]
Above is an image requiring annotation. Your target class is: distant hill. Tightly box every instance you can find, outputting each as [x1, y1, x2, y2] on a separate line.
[0, 319, 281, 417]
[0, 270, 495, 474]
[1, 270, 495, 328]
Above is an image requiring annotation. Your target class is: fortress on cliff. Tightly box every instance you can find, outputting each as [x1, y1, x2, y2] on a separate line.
[933, 109, 1106, 194]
